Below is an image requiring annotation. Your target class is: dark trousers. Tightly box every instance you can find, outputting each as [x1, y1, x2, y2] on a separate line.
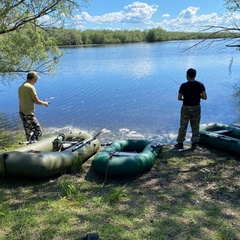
[19, 112, 42, 141]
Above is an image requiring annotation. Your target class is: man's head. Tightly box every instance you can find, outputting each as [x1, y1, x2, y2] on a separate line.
[27, 71, 39, 81]
[186, 68, 197, 79]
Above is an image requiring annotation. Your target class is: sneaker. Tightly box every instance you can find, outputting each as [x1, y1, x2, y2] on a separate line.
[191, 143, 197, 150]
[174, 143, 184, 149]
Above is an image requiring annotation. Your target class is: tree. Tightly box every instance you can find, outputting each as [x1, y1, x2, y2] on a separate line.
[145, 28, 170, 42]
[0, 0, 89, 81]
[210, 0, 240, 102]
[186, 0, 240, 51]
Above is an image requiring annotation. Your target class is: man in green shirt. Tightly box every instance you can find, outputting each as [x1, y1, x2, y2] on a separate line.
[18, 71, 49, 142]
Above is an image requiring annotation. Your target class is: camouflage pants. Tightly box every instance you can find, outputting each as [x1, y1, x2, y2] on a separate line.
[19, 112, 42, 141]
[176, 105, 201, 144]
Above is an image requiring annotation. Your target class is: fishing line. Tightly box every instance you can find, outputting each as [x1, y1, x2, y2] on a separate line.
[170, 77, 181, 86]
[157, 77, 181, 102]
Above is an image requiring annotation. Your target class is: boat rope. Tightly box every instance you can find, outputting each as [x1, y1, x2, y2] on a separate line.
[102, 152, 114, 186]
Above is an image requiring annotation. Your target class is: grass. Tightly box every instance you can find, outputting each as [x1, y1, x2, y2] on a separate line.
[0, 140, 240, 239]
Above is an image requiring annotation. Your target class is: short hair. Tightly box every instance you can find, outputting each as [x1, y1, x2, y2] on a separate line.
[27, 71, 39, 80]
[187, 68, 197, 79]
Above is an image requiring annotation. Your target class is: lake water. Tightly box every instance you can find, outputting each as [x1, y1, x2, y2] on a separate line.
[1, 40, 240, 144]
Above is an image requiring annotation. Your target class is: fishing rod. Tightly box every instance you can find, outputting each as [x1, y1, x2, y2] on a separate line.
[20, 130, 102, 146]
[171, 78, 181, 86]
[71, 130, 102, 152]
[44, 97, 55, 104]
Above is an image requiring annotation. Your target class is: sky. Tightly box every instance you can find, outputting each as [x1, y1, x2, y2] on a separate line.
[69, 0, 240, 32]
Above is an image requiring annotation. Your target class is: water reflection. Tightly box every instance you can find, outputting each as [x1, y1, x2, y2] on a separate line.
[1, 40, 240, 145]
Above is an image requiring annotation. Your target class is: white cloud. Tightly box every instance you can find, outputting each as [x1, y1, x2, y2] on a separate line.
[162, 14, 170, 18]
[70, 3, 240, 32]
[122, 2, 158, 23]
[157, 6, 240, 32]
[72, 1, 158, 28]
[178, 6, 199, 19]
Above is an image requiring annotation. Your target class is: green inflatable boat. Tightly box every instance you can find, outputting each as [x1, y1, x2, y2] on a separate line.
[199, 122, 240, 157]
[91, 139, 162, 177]
[0, 131, 101, 178]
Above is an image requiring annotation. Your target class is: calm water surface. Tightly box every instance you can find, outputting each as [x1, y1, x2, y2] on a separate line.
[1, 40, 240, 143]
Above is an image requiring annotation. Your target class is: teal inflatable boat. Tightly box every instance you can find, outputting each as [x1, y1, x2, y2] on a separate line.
[199, 123, 240, 157]
[0, 131, 100, 178]
[92, 139, 162, 177]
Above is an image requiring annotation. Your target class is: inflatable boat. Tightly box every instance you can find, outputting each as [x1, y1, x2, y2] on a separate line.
[91, 139, 162, 177]
[0, 131, 101, 178]
[199, 123, 240, 157]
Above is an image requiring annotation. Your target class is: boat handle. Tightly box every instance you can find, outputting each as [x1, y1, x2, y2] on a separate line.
[218, 135, 238, 142]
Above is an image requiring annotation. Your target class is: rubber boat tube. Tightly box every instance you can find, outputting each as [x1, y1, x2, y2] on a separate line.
[0, 132, 100, 178]
[92, 139, 162, 177]
[199, 122, 240, 157]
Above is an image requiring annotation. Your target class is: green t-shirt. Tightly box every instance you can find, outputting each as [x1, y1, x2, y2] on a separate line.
[18, 82, 37, 115]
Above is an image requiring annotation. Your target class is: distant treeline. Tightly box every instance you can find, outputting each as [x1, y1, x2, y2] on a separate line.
[48, 27, 240, 46]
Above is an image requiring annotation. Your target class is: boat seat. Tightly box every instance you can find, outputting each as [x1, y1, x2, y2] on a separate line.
[62, 141, 79, 144]
[212, 129, 232, 134]
[110, 151, 140, 157]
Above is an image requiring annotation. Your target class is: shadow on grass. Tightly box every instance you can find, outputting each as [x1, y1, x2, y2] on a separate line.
[0, 144, 240, 239]
[74, 144, 239, 239]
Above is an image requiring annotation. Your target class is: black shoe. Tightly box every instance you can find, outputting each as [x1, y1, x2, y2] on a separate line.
[191, 143, 197, 150]
[174, 143, 184, 149]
